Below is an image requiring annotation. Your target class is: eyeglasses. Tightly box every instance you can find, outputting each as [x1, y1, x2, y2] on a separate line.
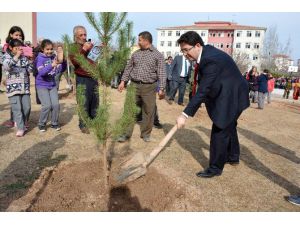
[180, 46, 194, 54]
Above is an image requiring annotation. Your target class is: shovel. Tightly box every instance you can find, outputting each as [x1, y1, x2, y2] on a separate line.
[116, 124, 178, 184]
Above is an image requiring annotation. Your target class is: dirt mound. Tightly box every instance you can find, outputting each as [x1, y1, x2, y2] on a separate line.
[12, 160, 186, 212]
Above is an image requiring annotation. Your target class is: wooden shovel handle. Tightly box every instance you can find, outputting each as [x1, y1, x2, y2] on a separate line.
[144, 124, 178, 167]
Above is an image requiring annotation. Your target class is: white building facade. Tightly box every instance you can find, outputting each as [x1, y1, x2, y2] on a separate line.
[157, 21, 266, 71]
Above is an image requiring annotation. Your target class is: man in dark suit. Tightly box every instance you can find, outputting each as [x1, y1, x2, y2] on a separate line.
[168, 54, 192, 106]
[176, 31, 250, 178]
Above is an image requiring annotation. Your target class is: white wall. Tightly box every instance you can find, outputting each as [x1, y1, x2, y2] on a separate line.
[157, 29, 208, 58]
[0, 13, 34, 45]
[232, 29, 265, 71]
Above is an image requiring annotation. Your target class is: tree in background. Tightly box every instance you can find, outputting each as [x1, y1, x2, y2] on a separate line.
[232, 51, 251, 74]
[261, 25, 293, 73]
[63, 12, 139, 192]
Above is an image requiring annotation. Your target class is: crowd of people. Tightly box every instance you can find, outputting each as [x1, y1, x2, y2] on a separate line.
[1, 26, 299, 206]
[244, 66, 300, 106]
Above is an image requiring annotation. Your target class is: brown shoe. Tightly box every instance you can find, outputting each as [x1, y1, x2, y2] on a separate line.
[166, 99, 173, 105]
[80, 127, 90, 134]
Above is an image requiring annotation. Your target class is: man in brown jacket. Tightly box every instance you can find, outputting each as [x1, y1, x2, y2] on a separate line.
[70, 25, 99, 134]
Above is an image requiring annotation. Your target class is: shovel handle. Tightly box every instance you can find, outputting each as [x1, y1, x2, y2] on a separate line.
[144, 124, 178, 167]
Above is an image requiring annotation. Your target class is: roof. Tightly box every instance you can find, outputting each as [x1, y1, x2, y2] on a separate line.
[157, 21, 267, 31]
[273, 54, 292, 59]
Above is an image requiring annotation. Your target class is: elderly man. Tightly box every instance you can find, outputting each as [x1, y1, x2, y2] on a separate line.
[69, 25, 99, 134]
[118, 31, 166, 142]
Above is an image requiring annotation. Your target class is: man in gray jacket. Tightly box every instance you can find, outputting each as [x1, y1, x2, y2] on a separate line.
[167, 54, 192, 106]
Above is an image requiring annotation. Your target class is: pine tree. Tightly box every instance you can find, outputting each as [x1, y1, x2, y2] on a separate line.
[63, 13, 139, 191]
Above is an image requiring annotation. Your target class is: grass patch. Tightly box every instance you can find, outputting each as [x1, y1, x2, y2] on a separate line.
[4, 182, 27, 191]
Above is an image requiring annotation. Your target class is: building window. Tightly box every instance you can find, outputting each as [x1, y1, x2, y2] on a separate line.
[168, 31, 172, 36]
[201, 31, 206, 37]
[245, 43, 251, 49]
[254, 43, 260, 49]
[160, 41, 164, 47]
[237, 31, 242, 37]
[213, 33, 216, 37]
[247, 31, 252, 37]
[168, 41, 172, 47]
[216, 43, 220, 48]
[220, 43, 224, 48]
[175, 42, 179, 47]
[175, 52, 179, 56]
[176, 31, 180, 36]
[236, 43, 241, 48]
[226, 43, 232, 48]
[231, 33, 234, 37]
[253, 55, 258, 60]
[161, 31, 165, 37]
[255, 31, 261, 37]
[166, 51, 171, 57]
[218, 33, 221, 37]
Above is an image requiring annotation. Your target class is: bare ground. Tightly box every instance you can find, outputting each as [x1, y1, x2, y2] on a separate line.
[0, 79, 299, 212]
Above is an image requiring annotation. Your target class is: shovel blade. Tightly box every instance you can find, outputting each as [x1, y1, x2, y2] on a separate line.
[116, 165, 147, 184]
[120, 152, 146, 170]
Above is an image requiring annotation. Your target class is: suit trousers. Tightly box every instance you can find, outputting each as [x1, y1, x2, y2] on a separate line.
[126, 82, 157, 138]
[76, 75, 99, 129]
[169, 77, 187, 104]
[209, 120, 240, 173]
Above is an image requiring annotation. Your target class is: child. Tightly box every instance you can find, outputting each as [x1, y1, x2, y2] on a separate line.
[2, 26, 26, 128]
[2, 39, 33, 137]
[35, 39, 66, 132]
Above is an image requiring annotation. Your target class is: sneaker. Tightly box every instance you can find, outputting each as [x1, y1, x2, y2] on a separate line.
[2, 120, 14, 128]
[16, 130, 25, 137]
[38, 125, 46, 132]
[287, 195, 300, 206]
[51, 124, 61, 131]
[154, 121, 163, 129]
[117, 135, 130, 143]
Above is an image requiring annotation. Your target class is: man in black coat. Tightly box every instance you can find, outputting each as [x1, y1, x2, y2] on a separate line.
[176, 31, 250, 178]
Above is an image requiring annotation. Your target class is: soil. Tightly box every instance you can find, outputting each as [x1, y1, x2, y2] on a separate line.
[0, 79, 299, 212]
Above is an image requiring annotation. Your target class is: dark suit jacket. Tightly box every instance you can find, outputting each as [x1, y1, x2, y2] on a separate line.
[183, 45, 250, 129]
[170, 55, 192, 82]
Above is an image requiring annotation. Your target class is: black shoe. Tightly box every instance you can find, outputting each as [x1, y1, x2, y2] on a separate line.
[154, 121, 163, 129]
[196, 169, 222, 178]
[226, 160, 239, 165]
[51, 124, 61, 131]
